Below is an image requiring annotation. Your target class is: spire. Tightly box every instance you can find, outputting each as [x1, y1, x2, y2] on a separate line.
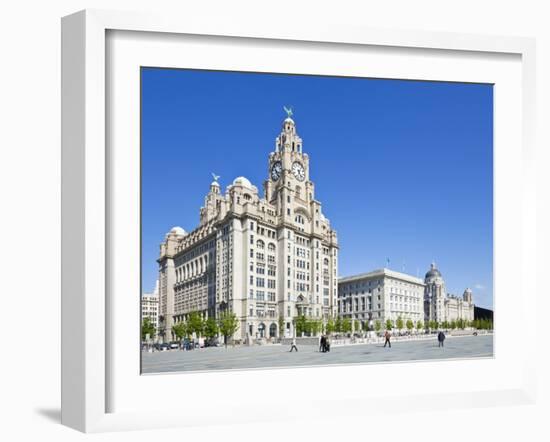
[276, 106, 302, 153]
[210, 172, 220, 194]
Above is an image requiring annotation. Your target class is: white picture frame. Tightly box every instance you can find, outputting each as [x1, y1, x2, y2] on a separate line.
[61, 9, 537, 433]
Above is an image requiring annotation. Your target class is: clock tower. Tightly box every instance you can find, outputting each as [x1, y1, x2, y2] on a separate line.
[264, 108, 315, 220]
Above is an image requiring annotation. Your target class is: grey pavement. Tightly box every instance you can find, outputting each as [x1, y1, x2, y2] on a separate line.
[141, 334, 493, 374]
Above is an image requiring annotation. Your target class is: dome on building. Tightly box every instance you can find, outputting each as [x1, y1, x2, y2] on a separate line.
[464, 287, 472, 294]
[284, 116, 295, 125]
[210, 180, 220, 187]
[232, 176, 253, 188]
[425, 262, 442, 279]
[169, 226, 186, 236]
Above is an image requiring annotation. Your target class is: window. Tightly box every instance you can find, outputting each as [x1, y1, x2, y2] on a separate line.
[257, 240, 265, 249]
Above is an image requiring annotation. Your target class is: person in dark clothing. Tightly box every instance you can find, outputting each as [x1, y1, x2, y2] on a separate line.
[319, 335, 326, 352]
[438, 330, 446, 347]
[383, 330, 392, 348]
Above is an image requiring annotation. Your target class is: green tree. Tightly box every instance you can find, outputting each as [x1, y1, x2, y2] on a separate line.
[188, 311, 204, 338]
[295, 315, 307, 336]
[141, 317, 156, 341]
[335, 317, 343, 333]
[442, 320, 449, 329]
[342, 317, 352, 333]
[326, 318, 336, 334]
[374, 320, 382, 333]
[204, 317, 219, 340]
[353, 320, 361, 333]
[385, 319, 393, 331]
[396, 316, 404, 332]
[278, 316, 285, 338]
[172, 321, 188, 346]
[310, 319, 322, 336]
[218, 311, 239, 347]
[433, 320, 439, 330]
[450, 319, 457, 330]
[406, 319, 414, 333]
[416, 320, 424, 332]
[362, 321, 370, 332]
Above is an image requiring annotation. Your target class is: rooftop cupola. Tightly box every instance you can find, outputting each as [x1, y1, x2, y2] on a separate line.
[276, 106, 303, 153]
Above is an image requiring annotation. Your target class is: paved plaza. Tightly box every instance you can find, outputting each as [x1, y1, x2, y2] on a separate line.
[141, 334, 493, 374]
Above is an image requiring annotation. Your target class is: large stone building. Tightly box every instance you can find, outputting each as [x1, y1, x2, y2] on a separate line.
[338, 269, 425, 330]
[157, 111, 338, 343]
[141, 280, 159, 335]
[338, 263, 474, 329]
[424, 262, 474, 324]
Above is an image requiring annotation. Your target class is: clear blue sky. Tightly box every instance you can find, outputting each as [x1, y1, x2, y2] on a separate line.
[141, 68, 493, 309]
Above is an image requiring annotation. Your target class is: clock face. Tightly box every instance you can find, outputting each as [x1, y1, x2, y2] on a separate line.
[292, 161, 305, 181]
[270, 161, 282, 181]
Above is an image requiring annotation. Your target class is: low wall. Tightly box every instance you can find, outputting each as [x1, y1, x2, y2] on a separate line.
[267, 331, 492, 347]
[280, 337, 321, 346]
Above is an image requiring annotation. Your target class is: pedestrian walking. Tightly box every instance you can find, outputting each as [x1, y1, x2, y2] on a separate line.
[438, 330, 446, 347]
[289, 337, 298, 352]
[383, 330, 392, 348]
[319, 335, 326, 353]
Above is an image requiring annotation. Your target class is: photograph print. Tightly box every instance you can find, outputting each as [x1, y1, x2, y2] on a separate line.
[140, 68, 494, 374]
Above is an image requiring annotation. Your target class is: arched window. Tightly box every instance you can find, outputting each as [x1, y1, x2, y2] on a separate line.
[323, 258, 329, 266]
[268, 243, 276, 252]
[269, 323, 277, 338]
[243, 193, 251, 201]
[257, 240, 265, 249]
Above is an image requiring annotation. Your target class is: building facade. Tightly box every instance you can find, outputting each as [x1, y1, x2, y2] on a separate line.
[157, 113, 339, 343]
[338, 269, 425, 330]
[424, 262, 474, 324]
[338, 263, 475, 329]
[141, 280, 159, 335]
